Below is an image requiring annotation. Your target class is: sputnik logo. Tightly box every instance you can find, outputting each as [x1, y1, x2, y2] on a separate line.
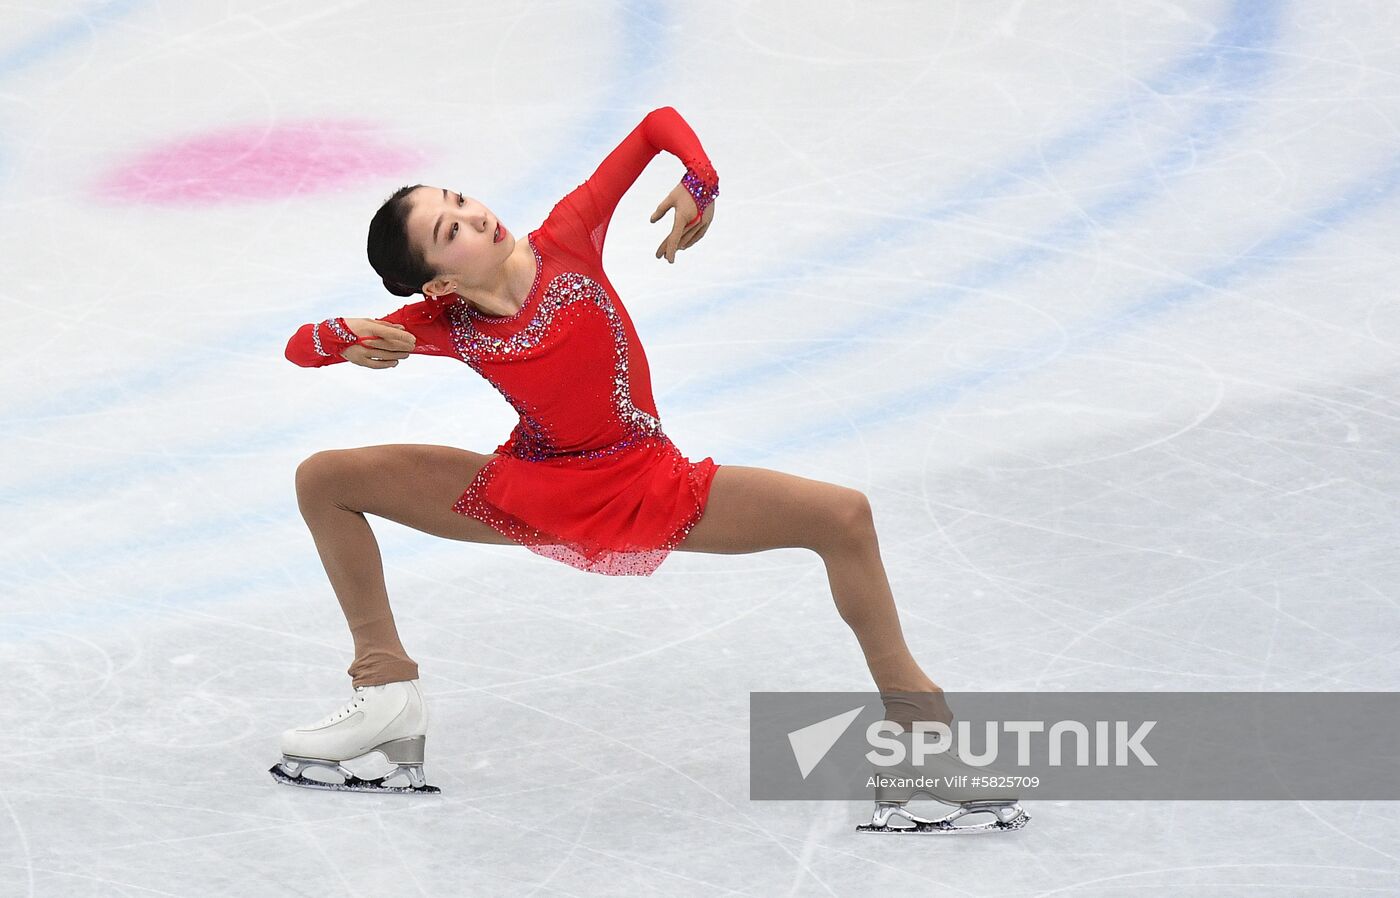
[787, 706, 867, 779]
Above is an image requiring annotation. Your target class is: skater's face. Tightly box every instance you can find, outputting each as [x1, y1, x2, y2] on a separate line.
[405, 186, 515, 296]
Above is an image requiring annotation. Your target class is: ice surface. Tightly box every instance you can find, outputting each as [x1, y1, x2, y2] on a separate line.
[3, 0, 1399, 895]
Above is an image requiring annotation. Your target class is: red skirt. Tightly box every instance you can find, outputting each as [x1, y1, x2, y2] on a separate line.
[452, 434, 719, 576]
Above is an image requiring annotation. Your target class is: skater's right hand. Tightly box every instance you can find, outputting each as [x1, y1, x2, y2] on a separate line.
[340, 318, 416, 368]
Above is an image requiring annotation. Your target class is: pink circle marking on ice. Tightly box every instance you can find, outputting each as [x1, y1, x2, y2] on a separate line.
[95, 121, 428, 205]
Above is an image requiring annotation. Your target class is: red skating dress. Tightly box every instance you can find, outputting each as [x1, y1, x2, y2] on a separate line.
[285, 106, 722, 576]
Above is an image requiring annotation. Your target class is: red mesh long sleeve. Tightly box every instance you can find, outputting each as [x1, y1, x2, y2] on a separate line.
[283, 299, 458, 367]
[543, 106, 719, 263]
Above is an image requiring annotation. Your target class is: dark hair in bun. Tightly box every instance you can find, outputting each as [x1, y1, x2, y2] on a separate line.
[367, 184, 435, 298]
[381, 276, 418, 298]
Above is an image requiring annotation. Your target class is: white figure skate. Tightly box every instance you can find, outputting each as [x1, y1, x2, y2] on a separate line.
[857, 728, 1029, 834]
[269, 679, 440, 794]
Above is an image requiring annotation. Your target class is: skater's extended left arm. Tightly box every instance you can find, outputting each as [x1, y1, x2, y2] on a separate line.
[547, 105, 720, 266]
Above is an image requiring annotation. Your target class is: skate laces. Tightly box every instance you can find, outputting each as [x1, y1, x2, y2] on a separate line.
[890, 728, 974, 765]
[311, 685, 375, 728]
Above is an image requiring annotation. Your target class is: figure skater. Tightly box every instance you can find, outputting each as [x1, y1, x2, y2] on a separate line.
[273, 106, 1026, 834]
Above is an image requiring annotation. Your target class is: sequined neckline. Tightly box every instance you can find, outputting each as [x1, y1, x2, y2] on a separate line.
[464, 231, 543, 324]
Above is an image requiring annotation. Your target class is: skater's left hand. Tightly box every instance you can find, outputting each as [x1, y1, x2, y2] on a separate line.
[651, 182, 714, 264]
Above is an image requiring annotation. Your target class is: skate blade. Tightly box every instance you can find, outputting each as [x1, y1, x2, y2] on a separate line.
[856, 800, 1029, 834]
[268, 763, 441, 795]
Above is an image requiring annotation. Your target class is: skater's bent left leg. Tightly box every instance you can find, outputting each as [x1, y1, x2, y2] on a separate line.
[673, 465, 951, 730]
